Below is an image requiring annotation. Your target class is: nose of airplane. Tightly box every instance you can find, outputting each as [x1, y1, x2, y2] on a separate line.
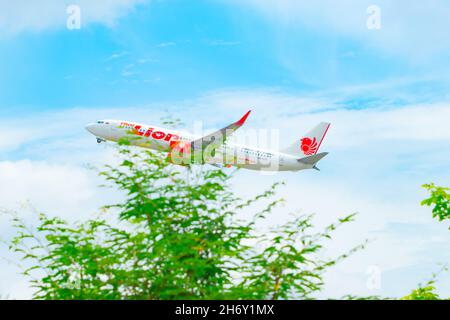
[85, 123, 98, 135]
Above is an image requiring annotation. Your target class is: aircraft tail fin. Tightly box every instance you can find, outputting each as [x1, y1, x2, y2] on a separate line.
[282, 122, 330, 157]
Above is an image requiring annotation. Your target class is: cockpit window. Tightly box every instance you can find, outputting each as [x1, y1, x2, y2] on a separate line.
[97, 121, 105, 124]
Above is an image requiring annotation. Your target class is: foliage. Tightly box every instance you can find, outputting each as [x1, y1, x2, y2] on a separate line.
[402, 284, 441, 300]
[233, 214, 366, 300]
[7, 144, 363, 300]
[417, 184, 450, 299]
[401, 265, 448, 301]
[421, 183, 450, 227]
[410, 183, 450, 301]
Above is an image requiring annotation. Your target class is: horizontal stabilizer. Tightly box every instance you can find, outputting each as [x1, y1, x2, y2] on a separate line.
[297, 152, 329, 165]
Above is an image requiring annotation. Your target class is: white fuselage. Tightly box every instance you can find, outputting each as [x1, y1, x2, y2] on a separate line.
[86, 120, 313, 172]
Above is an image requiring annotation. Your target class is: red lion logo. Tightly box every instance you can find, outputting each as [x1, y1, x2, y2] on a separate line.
[300, 137, 318, 155]
[170, 140, 191, 155]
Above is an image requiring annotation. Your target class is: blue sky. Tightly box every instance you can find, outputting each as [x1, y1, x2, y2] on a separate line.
[1, 0, 286, 111]
[0, 0, 450, 298]
[2, 0, 450, 112]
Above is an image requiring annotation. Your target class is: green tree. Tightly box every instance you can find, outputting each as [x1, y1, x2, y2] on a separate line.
[421, 183, 450, 228]
[402, 284, 441, 300]
[7, 144, 364, 300]
[402, 266, 448, 300]
[404, 183, 450, 300]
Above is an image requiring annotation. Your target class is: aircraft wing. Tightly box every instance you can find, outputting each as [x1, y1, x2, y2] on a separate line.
[191, 110, 251, 153]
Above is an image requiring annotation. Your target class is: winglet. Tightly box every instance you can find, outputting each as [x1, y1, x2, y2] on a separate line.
[236, 110, 252, 126]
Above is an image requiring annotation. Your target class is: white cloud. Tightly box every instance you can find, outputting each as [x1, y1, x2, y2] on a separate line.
[0, 160, 102, 218]
[104, 51, 130, 62]
[156, 42, 176, 48]
[0, 0, 146, 35]
[223, 0, 450, 61]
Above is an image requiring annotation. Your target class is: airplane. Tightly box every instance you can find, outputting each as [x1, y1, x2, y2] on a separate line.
[85, 111, 330, 172]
